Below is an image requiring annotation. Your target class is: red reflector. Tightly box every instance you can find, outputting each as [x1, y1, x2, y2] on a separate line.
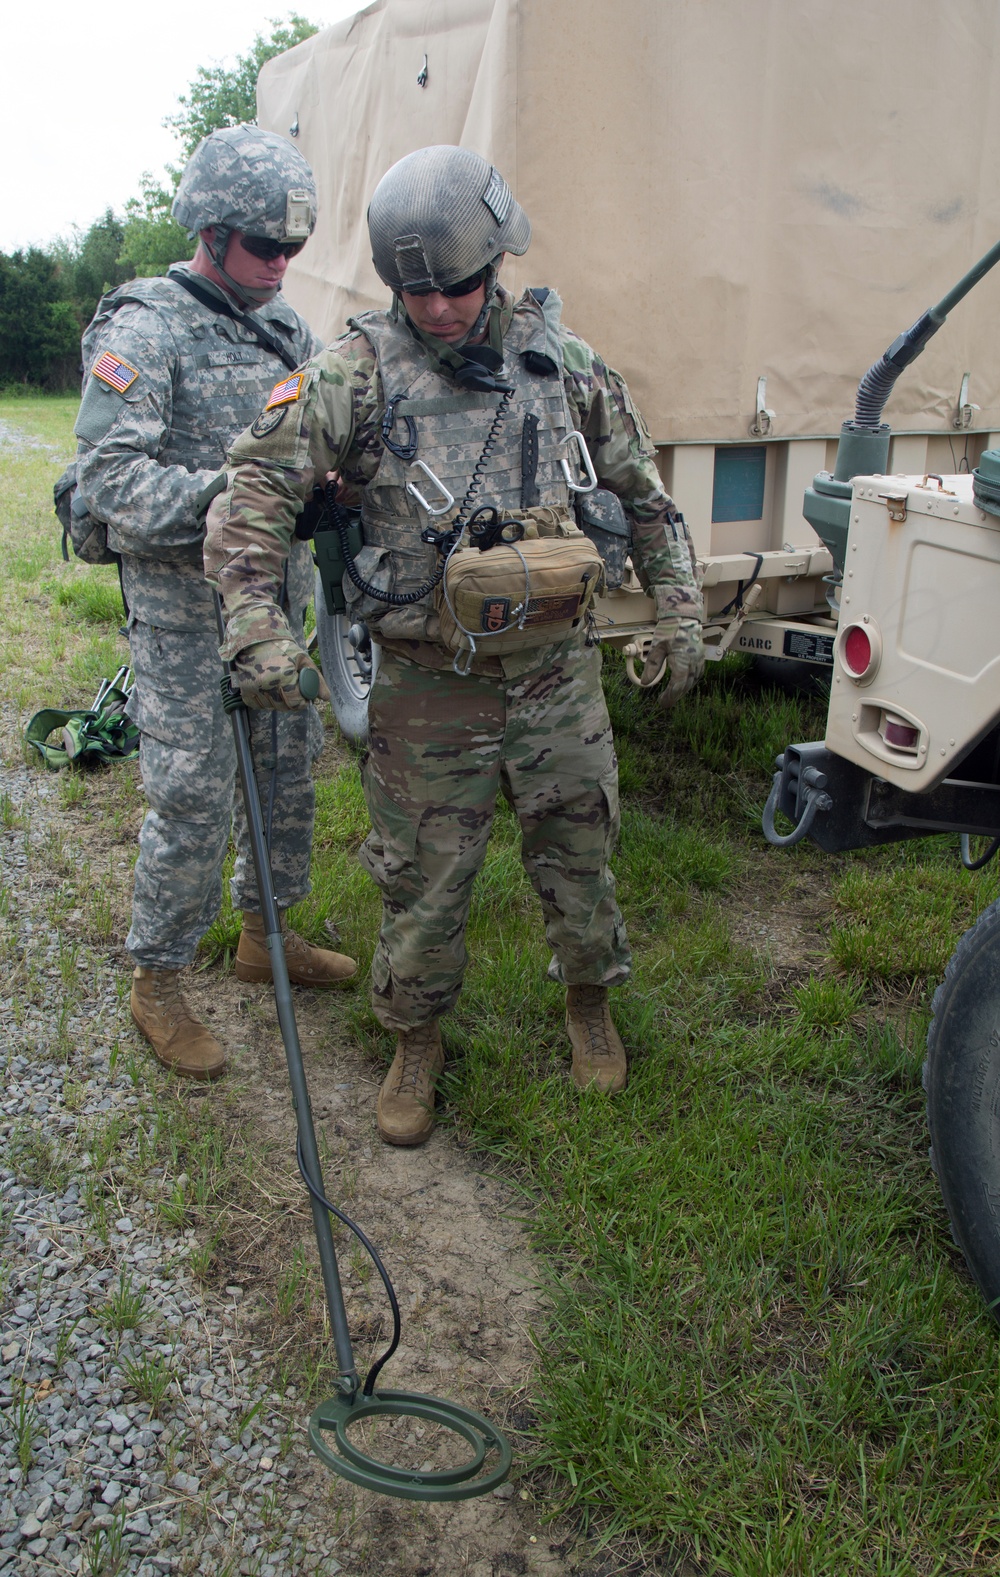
[843, 625, 872, 676]
[882, 714, 920, 750]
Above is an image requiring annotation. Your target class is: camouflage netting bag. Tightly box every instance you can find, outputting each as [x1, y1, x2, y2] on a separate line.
[25, 669, 138, 769]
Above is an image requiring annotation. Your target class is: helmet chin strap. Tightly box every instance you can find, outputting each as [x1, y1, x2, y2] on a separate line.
[452, 261, 501, 349]
[204, 227, 281, 309]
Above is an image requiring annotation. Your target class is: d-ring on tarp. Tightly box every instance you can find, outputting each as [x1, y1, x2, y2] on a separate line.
[215, 596, 511, 1501]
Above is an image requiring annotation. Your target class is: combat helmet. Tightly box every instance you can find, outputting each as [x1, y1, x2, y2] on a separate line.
[172, 125, 317, 306]
[368, 146, 530, 295]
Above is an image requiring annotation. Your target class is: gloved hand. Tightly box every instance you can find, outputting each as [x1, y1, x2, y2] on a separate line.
[639, 616, 705, 708]
[233, 639, 331, 711]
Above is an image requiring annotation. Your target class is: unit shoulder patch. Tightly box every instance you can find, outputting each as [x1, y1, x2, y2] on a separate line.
[91, 352, 139, 394]
[264, 372, 305, 410]
[251, 405, 288, 439]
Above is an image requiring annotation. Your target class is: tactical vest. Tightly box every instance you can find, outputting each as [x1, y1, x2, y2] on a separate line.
[79, 269, 309, 481]
[75, 269, 315, 629]
[347, 290, 579, 646]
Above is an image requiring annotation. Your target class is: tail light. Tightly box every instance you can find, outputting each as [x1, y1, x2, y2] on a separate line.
[838, 620, 881, 682]
[879, 711, 920, 752]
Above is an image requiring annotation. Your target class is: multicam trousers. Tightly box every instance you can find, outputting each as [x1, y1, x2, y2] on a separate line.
[358, 637, 632, 1030]
[125, 618, 323, 969]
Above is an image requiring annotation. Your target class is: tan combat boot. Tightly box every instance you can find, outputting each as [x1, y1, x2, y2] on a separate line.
[235, 911, 357, 987]
[130, 968, 227, 1081]
[565, 984, 627, 1093]
[376, 1022, 445, 1147]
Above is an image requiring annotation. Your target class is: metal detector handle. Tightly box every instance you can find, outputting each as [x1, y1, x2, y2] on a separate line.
[213, 594, 359, 1399]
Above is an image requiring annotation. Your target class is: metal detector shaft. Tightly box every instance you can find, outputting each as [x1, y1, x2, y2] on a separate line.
[213, 595, 359, 1399]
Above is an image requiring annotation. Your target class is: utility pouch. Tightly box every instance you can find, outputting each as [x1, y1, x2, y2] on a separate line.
[435, 532, 605, 663]
[575, 488, 631, 589]
[54, 462, 116, 567]
[313, 506, 365, 616]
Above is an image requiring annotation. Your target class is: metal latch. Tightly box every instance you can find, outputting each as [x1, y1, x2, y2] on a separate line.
[877, 489, 908, 522]
[748, 375, 775, 438]
[954, 372, 980, 430]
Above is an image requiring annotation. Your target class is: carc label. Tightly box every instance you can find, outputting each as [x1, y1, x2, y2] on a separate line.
[783, 630, 835, 665]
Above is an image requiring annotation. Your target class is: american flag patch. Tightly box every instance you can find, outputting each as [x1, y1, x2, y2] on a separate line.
[265, 373, 305, 410]
[92, 352, 139, 394]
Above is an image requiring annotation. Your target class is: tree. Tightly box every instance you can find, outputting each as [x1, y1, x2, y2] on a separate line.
[50, 209, 132, 326]
[0, 250, 80, 387]
[119, 175, 192, 280]
[167, 14, 319, 160]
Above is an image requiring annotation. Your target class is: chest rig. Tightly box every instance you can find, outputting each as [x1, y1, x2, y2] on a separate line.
[347, 290, 584, 645]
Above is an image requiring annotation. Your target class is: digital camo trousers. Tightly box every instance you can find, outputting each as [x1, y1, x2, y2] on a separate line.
[125, 619, 323, 969]
[359, 639, 632, 1030]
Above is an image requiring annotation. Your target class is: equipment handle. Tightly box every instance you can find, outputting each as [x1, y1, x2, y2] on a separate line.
[213, 593, 359, 1399]
[298, 665, 320, 701]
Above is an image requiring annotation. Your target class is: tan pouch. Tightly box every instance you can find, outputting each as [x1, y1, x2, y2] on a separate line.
[435, 532, 606, 662]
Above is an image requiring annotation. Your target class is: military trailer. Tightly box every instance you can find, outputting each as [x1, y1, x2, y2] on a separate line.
[257, 0, 1000, 737]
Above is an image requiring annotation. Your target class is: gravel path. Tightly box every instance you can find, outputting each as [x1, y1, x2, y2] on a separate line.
[0, 421, 59, 454]
[0, 757, 348, 1576]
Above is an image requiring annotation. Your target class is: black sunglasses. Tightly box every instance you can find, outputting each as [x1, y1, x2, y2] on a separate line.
[239, 235, 306, 262]
[403, 267, 489, 299]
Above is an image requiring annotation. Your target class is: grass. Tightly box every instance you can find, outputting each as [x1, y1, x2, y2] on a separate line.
[121, 1349, 175, 1415]
[98, 1269, 147, 1335]
[5, 1382, 45, 1473]
[4, 392, 1000, 1570]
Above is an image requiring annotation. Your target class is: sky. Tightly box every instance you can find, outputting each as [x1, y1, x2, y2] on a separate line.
[1, 0, 361, 254]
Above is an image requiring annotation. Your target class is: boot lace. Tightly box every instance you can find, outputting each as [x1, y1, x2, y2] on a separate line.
[392, 1025, 440, 1094]
[144, 974, 192, 1032]
[569, 986, 615, 1060]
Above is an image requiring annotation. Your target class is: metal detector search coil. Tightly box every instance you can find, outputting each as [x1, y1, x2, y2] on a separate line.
[309, 1389, 512, 1501]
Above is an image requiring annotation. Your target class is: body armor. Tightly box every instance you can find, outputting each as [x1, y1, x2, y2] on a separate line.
[347, 289, 581, 654]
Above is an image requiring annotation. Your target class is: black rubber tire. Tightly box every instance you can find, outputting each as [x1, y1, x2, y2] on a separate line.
[924, 895, 1000, 1320]
[313, 570, 378, 743]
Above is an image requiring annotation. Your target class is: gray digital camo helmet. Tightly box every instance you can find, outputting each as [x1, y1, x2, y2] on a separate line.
[172, 125, 317, 305]
[368, 145, 531, 294]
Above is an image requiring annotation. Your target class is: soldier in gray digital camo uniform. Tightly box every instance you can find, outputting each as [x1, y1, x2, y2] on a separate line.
[206, 145, 704, 1142]
[75, 126, 356, 1083]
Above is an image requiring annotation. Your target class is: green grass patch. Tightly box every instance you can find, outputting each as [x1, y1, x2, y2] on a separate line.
[831, 852, 998, 986]
[55, 575, 125, 627]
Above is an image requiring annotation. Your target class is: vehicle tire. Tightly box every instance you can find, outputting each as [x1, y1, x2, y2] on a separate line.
[924, 896, 1000, 1320]
[313, 570, 378, 743]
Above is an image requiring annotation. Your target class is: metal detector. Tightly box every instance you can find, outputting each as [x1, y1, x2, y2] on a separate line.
[216, 598, 512, 1501]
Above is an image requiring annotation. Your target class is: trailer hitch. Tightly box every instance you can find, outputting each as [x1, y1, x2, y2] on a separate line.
[762, 753, 833, 847]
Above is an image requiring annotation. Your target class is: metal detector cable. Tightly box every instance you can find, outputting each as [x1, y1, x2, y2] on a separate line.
[295, 1138, 401, 1395]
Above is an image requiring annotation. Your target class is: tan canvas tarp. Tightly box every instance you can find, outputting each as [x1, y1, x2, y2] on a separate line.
[258, 0, 1000, 444]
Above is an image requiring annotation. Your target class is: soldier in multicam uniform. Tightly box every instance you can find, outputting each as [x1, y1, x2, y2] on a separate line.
[206, 145, 703, 1143]
[75, 125, 356, 1084]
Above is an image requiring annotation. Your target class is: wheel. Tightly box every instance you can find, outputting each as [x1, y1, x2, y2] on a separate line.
[313, 570, 379, 743]
[924, 896, 1000, 1319]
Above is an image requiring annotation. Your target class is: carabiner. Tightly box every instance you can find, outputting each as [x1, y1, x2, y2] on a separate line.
[559, 430, 598, 494]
